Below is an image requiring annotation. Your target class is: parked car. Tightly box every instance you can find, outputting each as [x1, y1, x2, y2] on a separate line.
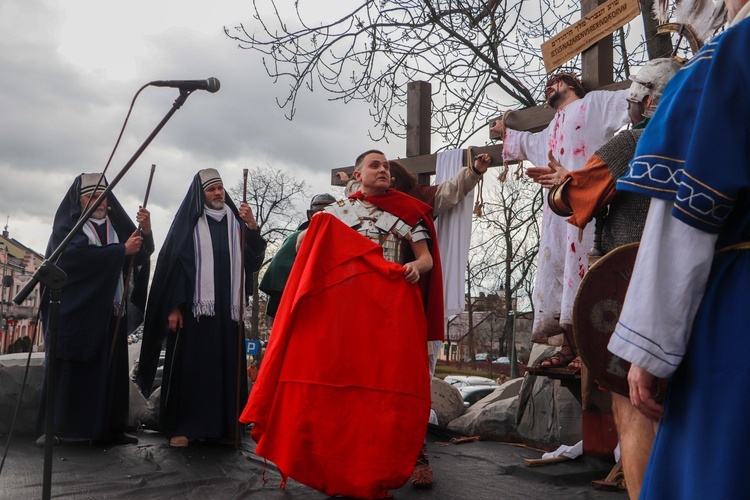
[443, 375, 499, 388]
[492, 356, 511, 364]
[474, 353, 495, 362]
[459, 385, 499, 408]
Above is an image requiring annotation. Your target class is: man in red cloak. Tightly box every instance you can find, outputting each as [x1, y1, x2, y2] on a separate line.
[240, 150, 444, 498]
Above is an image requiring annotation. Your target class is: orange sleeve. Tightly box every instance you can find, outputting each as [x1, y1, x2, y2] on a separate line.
[564, 154, 616, 230]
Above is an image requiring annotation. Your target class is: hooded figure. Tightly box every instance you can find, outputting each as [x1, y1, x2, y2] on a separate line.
[37, 173, 153, 445]
[137, 168, 266, 447]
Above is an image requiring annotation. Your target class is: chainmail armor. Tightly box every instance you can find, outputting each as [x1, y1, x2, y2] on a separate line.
[595, 129, 652, 253]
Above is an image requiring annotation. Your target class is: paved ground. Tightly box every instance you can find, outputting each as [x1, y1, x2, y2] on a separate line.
[0, 429, 625, 499]
[0, 344, 626, 499]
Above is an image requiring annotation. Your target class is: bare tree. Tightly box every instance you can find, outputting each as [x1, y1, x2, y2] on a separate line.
[229, 165, 309, 340]
[226, 0, 657, 148]
[467, 171, 541, 357]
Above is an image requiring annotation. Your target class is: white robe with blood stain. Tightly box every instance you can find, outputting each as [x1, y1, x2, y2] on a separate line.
[503, 89, 628, 340]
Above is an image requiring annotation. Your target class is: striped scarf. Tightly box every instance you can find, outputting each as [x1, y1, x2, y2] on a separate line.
[82, 218, 123, 309]
[192, 206, 243, 322]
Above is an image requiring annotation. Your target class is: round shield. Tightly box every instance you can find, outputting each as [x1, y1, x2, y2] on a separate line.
[573, 242, 639, 397]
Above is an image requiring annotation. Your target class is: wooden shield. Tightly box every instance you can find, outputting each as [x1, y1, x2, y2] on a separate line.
[573, 242, 639, 397]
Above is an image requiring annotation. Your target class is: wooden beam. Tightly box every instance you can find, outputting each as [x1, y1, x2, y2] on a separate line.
[581, 0, 615, 91]
[331, 76, 630, 185]
[330, 144, 509, 186]
[488, 79, 631, 140]
[406, 81, 432, 157]
[407, 81, 432, 184]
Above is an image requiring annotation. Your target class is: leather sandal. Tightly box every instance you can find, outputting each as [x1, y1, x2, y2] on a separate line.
[539, 350, 577, 368]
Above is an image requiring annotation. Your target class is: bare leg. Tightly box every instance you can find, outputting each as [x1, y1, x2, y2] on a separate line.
[611, 392, 657, 500]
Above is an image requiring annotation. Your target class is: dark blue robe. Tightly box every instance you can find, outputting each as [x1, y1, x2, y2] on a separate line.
[37, 175, 153, 441]
[137, 172, 266, 441]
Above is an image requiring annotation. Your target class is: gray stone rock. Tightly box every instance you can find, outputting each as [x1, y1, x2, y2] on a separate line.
[430, 377, 464, 426]
[516, 344, 582, 451]
[0, 353, 44, 435]
[447, 378, 523, 440]
[0, 352, 161, 436]
[128, 379, 160, 430]
[473, 397, 522, 442]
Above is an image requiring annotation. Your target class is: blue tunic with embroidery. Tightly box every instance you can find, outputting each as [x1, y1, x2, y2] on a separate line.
[615, 17, 750, 499]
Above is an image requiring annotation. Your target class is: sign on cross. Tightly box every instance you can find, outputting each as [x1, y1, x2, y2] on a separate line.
[542, 0, 641, 73]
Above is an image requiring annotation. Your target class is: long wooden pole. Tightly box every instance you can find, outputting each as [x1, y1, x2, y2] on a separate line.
[235, 168, 248, 448]
[109, 164, 156, 366]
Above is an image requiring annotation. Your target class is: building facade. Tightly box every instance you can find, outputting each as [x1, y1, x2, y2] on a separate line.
[0, 228, 43, 353]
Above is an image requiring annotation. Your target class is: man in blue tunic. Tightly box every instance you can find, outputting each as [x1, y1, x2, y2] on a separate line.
[137, 168, 266, 447]
[608, 1, 750, 497]
[37, 173, 153, 446]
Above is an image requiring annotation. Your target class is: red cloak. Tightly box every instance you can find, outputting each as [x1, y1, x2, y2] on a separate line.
[240, 213, 432, 498]
[349, 188, 445, 342]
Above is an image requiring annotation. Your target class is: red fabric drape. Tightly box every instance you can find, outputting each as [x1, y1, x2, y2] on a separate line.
[241, 214, 431, 498]
[349, 189, 445, 341]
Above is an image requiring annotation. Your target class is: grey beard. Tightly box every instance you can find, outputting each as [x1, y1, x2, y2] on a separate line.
[89, 209, 107, 220]
[208, 200, 225, 210]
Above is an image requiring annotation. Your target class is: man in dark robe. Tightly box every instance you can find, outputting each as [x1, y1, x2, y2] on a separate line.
[37, 173, 153, 445]
[137, 168, 266, 447]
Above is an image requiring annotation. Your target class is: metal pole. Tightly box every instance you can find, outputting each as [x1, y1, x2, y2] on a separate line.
[510, 309, 519, 379]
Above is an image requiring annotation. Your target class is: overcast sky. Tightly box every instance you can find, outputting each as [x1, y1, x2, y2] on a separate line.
[0, 0, 407, 254]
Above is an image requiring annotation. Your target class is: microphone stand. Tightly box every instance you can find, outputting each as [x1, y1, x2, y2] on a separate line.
[13, 88, 196, 500]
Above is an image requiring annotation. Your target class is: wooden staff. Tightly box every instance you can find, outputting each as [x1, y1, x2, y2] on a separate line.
[235, 168, 248, 448]
[109, 164, 156, 366]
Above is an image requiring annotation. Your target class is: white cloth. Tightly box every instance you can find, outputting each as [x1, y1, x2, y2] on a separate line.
[541, 440, 583, 460]
[427, 339, 443, 377]
[608, 199, 716, 378]
[428, 408, 439, 425]
[730, 1, 750, 26]
[192, 206, 244, 322]
[503, 90, 629, 337]
[436, 149, 474, 317]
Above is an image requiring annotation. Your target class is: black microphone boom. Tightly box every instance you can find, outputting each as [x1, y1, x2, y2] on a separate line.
[150, 77, 220, 93]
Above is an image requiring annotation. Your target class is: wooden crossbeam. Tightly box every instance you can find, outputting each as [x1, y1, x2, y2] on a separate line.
[330, 144, 509, 186]
[489, 79, 631, 139]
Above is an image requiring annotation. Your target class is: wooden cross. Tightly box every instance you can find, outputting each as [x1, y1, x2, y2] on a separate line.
[331, 0, 631, 185]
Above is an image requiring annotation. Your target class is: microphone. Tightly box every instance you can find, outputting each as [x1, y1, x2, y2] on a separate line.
[149, 77, 221, 93]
